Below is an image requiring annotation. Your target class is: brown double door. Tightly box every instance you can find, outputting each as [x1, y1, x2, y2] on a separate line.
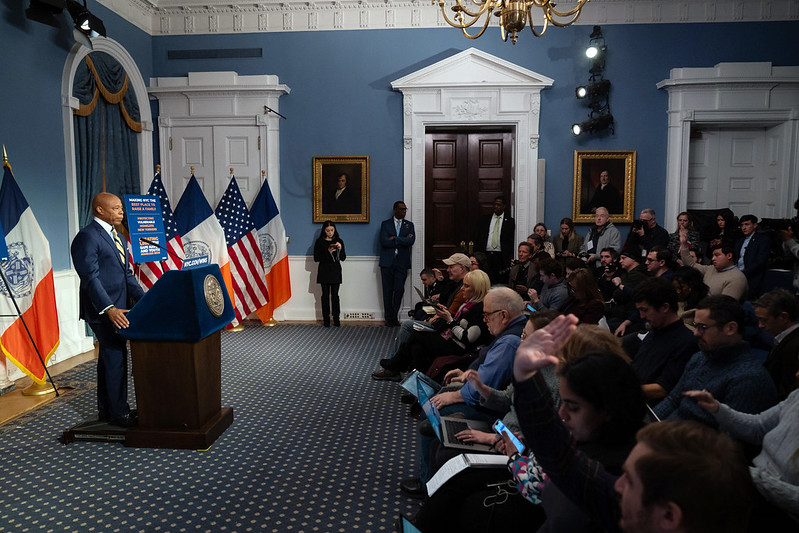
[424, 130, 513, 266]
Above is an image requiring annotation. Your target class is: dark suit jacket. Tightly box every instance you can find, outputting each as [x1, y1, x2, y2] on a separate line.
[71, 220, 144, 325]
[735, 231, 770, 296]
[764, 326, 799, 401]
[379, 217, 415, 269]
[325, 187, 358, 214]
[475, 212, 515, 264]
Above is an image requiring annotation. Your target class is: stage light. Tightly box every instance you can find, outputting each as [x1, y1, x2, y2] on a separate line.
[571, 114, 614, 136]
[575, 79, 611, 100]
[66, 0, 105, 38]
[25, 0, 66, 29]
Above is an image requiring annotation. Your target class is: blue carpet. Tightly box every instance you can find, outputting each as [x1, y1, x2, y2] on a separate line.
[0, 324, 421, 531]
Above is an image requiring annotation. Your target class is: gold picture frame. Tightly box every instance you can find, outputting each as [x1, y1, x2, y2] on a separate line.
[572, 150, 636, 224]
[312, 156, 370, 223]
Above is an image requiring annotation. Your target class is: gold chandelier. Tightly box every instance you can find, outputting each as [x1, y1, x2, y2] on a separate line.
[434, 0, 591, 44]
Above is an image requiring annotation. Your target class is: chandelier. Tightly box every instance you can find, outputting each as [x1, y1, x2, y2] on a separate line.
[434, 0, 591, 44]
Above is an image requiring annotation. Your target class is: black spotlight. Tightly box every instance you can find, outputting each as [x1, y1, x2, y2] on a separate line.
[571, 114, 614, 136]
[575, 79, 611, 100]
[67, 0, 106, 38]
[25, 0, 66, 28]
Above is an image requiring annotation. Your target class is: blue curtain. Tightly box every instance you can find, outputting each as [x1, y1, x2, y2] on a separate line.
[73, 52, 141, 228]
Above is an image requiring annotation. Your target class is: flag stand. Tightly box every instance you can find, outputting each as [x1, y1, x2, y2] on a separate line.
[263, 318, 278, 327]
[0, 261, 59, 397]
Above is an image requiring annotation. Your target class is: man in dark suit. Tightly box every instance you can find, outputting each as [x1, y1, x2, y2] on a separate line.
[735, 214, 770, 299]
[475, 196, 515, 282]
[325, 173, 358, 214]
[379, 201, 415, 326]
[586, 169, 623, 214]
[753, 288, 799, 401]
[71, 192, 144, 427]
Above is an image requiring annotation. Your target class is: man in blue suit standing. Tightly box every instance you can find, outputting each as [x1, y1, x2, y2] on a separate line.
[379, 201, 415, 326]
[71, 192, 144, 427]
[735, 215, 770, 299]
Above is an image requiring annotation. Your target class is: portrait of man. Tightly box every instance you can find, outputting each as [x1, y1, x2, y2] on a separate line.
[314, 157, 369, 222]
[574, 151, 635, 223]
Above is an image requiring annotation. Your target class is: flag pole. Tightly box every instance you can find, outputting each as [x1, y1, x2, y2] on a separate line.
[0, 146, 59, 396]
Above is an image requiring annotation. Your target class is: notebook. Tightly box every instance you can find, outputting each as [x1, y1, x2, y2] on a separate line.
[417, 381, 494, 452]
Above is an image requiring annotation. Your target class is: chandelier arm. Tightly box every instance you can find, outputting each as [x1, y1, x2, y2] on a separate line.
[450, 0, 494, 19]
[526, 7, 549, 37]
[437, 0, 494, 28]
[461, 9, 493, 39]
[543, 0, 590, 18]
[545, 9, 585, 27]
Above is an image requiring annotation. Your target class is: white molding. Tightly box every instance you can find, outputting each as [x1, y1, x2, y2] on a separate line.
[657, 62, 799, 224]
[148, 71, 290, 206]
[391, 47, 553, 301]
[97, 0, 799, 36]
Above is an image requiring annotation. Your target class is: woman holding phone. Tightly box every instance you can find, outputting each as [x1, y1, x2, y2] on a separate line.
[313, 220, 346, 327]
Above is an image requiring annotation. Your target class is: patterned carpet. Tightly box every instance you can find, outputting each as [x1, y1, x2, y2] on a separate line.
[0, 325, 421, 532]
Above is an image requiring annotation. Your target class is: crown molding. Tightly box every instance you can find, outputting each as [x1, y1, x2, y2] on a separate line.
[96, 0, 799, 36]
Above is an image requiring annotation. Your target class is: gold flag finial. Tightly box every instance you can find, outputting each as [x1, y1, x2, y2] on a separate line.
[261, 170, 265, 178]
[229, 167, 233, 176]
[2, 145, 7, 165]
[156, 163, 161, 173]
[190, 166, 195, 174]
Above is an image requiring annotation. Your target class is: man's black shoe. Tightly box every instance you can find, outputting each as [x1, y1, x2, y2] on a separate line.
[109, 412, 138, 428]
[400, 477, 427, 499]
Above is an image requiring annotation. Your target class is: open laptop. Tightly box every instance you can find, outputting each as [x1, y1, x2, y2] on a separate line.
[400, 369, 441, 398]
[413, 287, 437, 315]
[417, 381, 493, 452]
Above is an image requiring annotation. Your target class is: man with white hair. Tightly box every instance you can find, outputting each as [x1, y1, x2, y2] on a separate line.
[579, 207, 621, 268]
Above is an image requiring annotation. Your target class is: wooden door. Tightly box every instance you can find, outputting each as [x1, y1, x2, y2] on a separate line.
[425, 130, 512, 265]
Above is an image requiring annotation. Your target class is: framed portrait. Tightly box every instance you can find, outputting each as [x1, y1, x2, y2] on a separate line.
[572, 150, 636, 224]
[313, 156, 370, 223]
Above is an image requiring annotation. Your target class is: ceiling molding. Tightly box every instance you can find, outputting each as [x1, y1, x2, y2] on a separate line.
[96, 0, 799, 36]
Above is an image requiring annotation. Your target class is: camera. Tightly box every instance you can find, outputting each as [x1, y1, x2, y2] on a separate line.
[760, 217, 799, 235]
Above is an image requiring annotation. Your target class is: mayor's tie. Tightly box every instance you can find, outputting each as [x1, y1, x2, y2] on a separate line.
[111, 228, 126, 266]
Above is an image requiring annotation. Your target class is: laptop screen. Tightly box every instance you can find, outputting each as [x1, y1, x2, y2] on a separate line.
[417, 381, 442, 440]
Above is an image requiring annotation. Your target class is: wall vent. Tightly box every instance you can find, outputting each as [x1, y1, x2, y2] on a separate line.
[344, 312, 375, 320]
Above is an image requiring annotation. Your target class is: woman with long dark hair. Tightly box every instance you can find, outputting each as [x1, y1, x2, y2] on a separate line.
[559, 268, 605, 324]
[313, 220, 346, 327]
[553, 217, 584, 257]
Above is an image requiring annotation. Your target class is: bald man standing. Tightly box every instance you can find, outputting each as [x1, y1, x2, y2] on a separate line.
[71, 192, 144, 427]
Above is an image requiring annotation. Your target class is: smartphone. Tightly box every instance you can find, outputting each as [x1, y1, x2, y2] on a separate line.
[526, 303, 537, 314]
[493, 419, 525, 455]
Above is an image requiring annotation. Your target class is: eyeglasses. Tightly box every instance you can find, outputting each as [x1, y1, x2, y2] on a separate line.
[483, 309, 503, 319]
[692, 322, 720, 332]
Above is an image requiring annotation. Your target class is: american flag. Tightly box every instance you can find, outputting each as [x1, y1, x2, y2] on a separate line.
[215, 177, 269, 326]
[134, 172, 185, 289]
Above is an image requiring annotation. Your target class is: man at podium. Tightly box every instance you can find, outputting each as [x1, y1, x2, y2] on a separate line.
[71, 192, 144, 428]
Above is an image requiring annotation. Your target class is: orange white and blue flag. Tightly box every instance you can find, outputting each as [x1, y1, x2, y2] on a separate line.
[174, 175, 235, 315]
[250, 178, 291, 322]
[0, 161, 59, 384]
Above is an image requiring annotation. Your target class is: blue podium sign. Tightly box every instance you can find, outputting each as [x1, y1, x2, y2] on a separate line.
[125, 195, 168, 263]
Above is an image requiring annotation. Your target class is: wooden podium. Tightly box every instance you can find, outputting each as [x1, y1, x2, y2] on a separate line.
[120, 265, 235, 449]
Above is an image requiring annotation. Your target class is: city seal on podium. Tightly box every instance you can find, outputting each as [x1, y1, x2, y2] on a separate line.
[203, 274, 225, 318]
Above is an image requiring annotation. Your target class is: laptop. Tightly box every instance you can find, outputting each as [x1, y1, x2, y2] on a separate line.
[413, 287, 436, 315]
[417, 381, 494, 452]
[400, 369, 441, 398]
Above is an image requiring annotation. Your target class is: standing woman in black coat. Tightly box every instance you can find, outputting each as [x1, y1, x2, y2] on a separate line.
[314, 220, 346, 327]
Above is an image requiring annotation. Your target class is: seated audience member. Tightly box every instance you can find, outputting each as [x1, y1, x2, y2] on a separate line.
[512, 314, 755, 533]
[410, 268, 442, 320]
[644, 245, 673, 280]
[507, 242, 539, 298]
[607, 247, 650, 331]
[778, 198, 799, 291]
[528, 258, 569, 311]
[710, 208, 742, 248]
[637, 208, 670, 252]
[680, 230, 748, 301]
[553, 217, 584, 257]
[735, 215, 770, 299]
[671, 266, 709, 329]
[399, 287, 527, 496]
[684, 388, 799, 530]
[629, 278, 698, 403]
[653, 295, 777, 427]
[393, 253, 469, 350]
[533, 223, 555, 258]
[668, 211, 702, 256]
[469, 251, 489, 273]
[595, 247, 620, 301]
[579, 207, 622, 269]
[559, 268, 605, 325]
[753, 289, 799, 400]
[563, 256, 587, 277]
[372, 269, 490, 381]
[623, 219, 646, 252]
[413, 321, 630, 531]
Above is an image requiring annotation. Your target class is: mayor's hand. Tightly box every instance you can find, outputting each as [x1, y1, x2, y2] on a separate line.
[107, 307, 131, 329]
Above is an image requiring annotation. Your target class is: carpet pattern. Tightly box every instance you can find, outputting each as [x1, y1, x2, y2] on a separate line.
[0, 325, 421, 531]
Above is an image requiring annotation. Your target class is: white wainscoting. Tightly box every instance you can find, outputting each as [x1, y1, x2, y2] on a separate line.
[3, 270, 95, 383]
[280, 255, 398, 323]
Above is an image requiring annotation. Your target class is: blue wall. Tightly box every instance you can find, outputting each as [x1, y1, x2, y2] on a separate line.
[0, 0, 151, 269]
[1, 4, 797, 269]
[152, 22, 799, 257]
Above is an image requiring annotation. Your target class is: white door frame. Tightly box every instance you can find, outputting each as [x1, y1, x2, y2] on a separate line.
[657, 62, 799, 224]
[391, 47, 554, 281]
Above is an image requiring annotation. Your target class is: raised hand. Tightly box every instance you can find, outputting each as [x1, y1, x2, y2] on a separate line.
[513, 314, 578, 381]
